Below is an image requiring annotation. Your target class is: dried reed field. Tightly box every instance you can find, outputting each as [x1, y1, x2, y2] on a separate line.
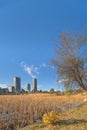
[0, 93, 86, 130]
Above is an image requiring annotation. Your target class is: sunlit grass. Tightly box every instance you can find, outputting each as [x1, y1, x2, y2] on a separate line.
[0, 93, 87, 130]
[20, 102, 87, 130]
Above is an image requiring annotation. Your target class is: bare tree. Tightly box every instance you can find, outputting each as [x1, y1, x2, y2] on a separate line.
[52, 31, 87, 91]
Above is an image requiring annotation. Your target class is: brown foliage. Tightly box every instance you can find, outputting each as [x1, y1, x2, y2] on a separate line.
[52, 31, 87, 91]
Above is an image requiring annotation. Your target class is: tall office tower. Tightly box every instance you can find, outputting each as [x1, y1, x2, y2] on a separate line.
[32, 78, 37, 92]
[26, 83, 30, 92]
[14, 77, 21, 93]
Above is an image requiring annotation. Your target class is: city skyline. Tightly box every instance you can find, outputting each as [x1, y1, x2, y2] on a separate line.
[0, 0, 87, 91]
[0, 76, 37, 93]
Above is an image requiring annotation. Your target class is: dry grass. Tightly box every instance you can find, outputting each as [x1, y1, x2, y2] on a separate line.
[20, 102, 87, 130]
[0, 93, 87, 130]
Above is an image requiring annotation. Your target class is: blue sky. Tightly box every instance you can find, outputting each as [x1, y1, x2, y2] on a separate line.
[0, 0, 87, 91]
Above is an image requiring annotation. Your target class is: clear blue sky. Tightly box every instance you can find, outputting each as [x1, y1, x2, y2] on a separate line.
[0, 0, 87, 91]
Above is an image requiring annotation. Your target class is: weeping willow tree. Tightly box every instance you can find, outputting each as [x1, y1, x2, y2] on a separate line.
[52, 31, 87, 91]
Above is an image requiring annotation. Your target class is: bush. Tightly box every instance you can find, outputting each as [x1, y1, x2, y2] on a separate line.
[43, 111, 60, 125]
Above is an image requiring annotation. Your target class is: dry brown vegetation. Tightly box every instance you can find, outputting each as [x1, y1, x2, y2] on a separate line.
[0, 93, 86, 130]
[52, 32, 87, 91]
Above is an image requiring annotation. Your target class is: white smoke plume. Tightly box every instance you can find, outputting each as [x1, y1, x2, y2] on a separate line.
[21, 62, 39, 78]
[21, 62, 54, 78]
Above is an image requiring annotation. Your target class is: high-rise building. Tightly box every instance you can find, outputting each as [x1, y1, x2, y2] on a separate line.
[8, 86, 15, 93]
[32, 78, 37, 92]
[14, 77, 21, 93]
[25, 83, 30, 92]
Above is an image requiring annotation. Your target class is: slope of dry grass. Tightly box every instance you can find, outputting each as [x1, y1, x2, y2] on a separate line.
[20, 101, 87, 130]
[0, 93, 87, 130]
